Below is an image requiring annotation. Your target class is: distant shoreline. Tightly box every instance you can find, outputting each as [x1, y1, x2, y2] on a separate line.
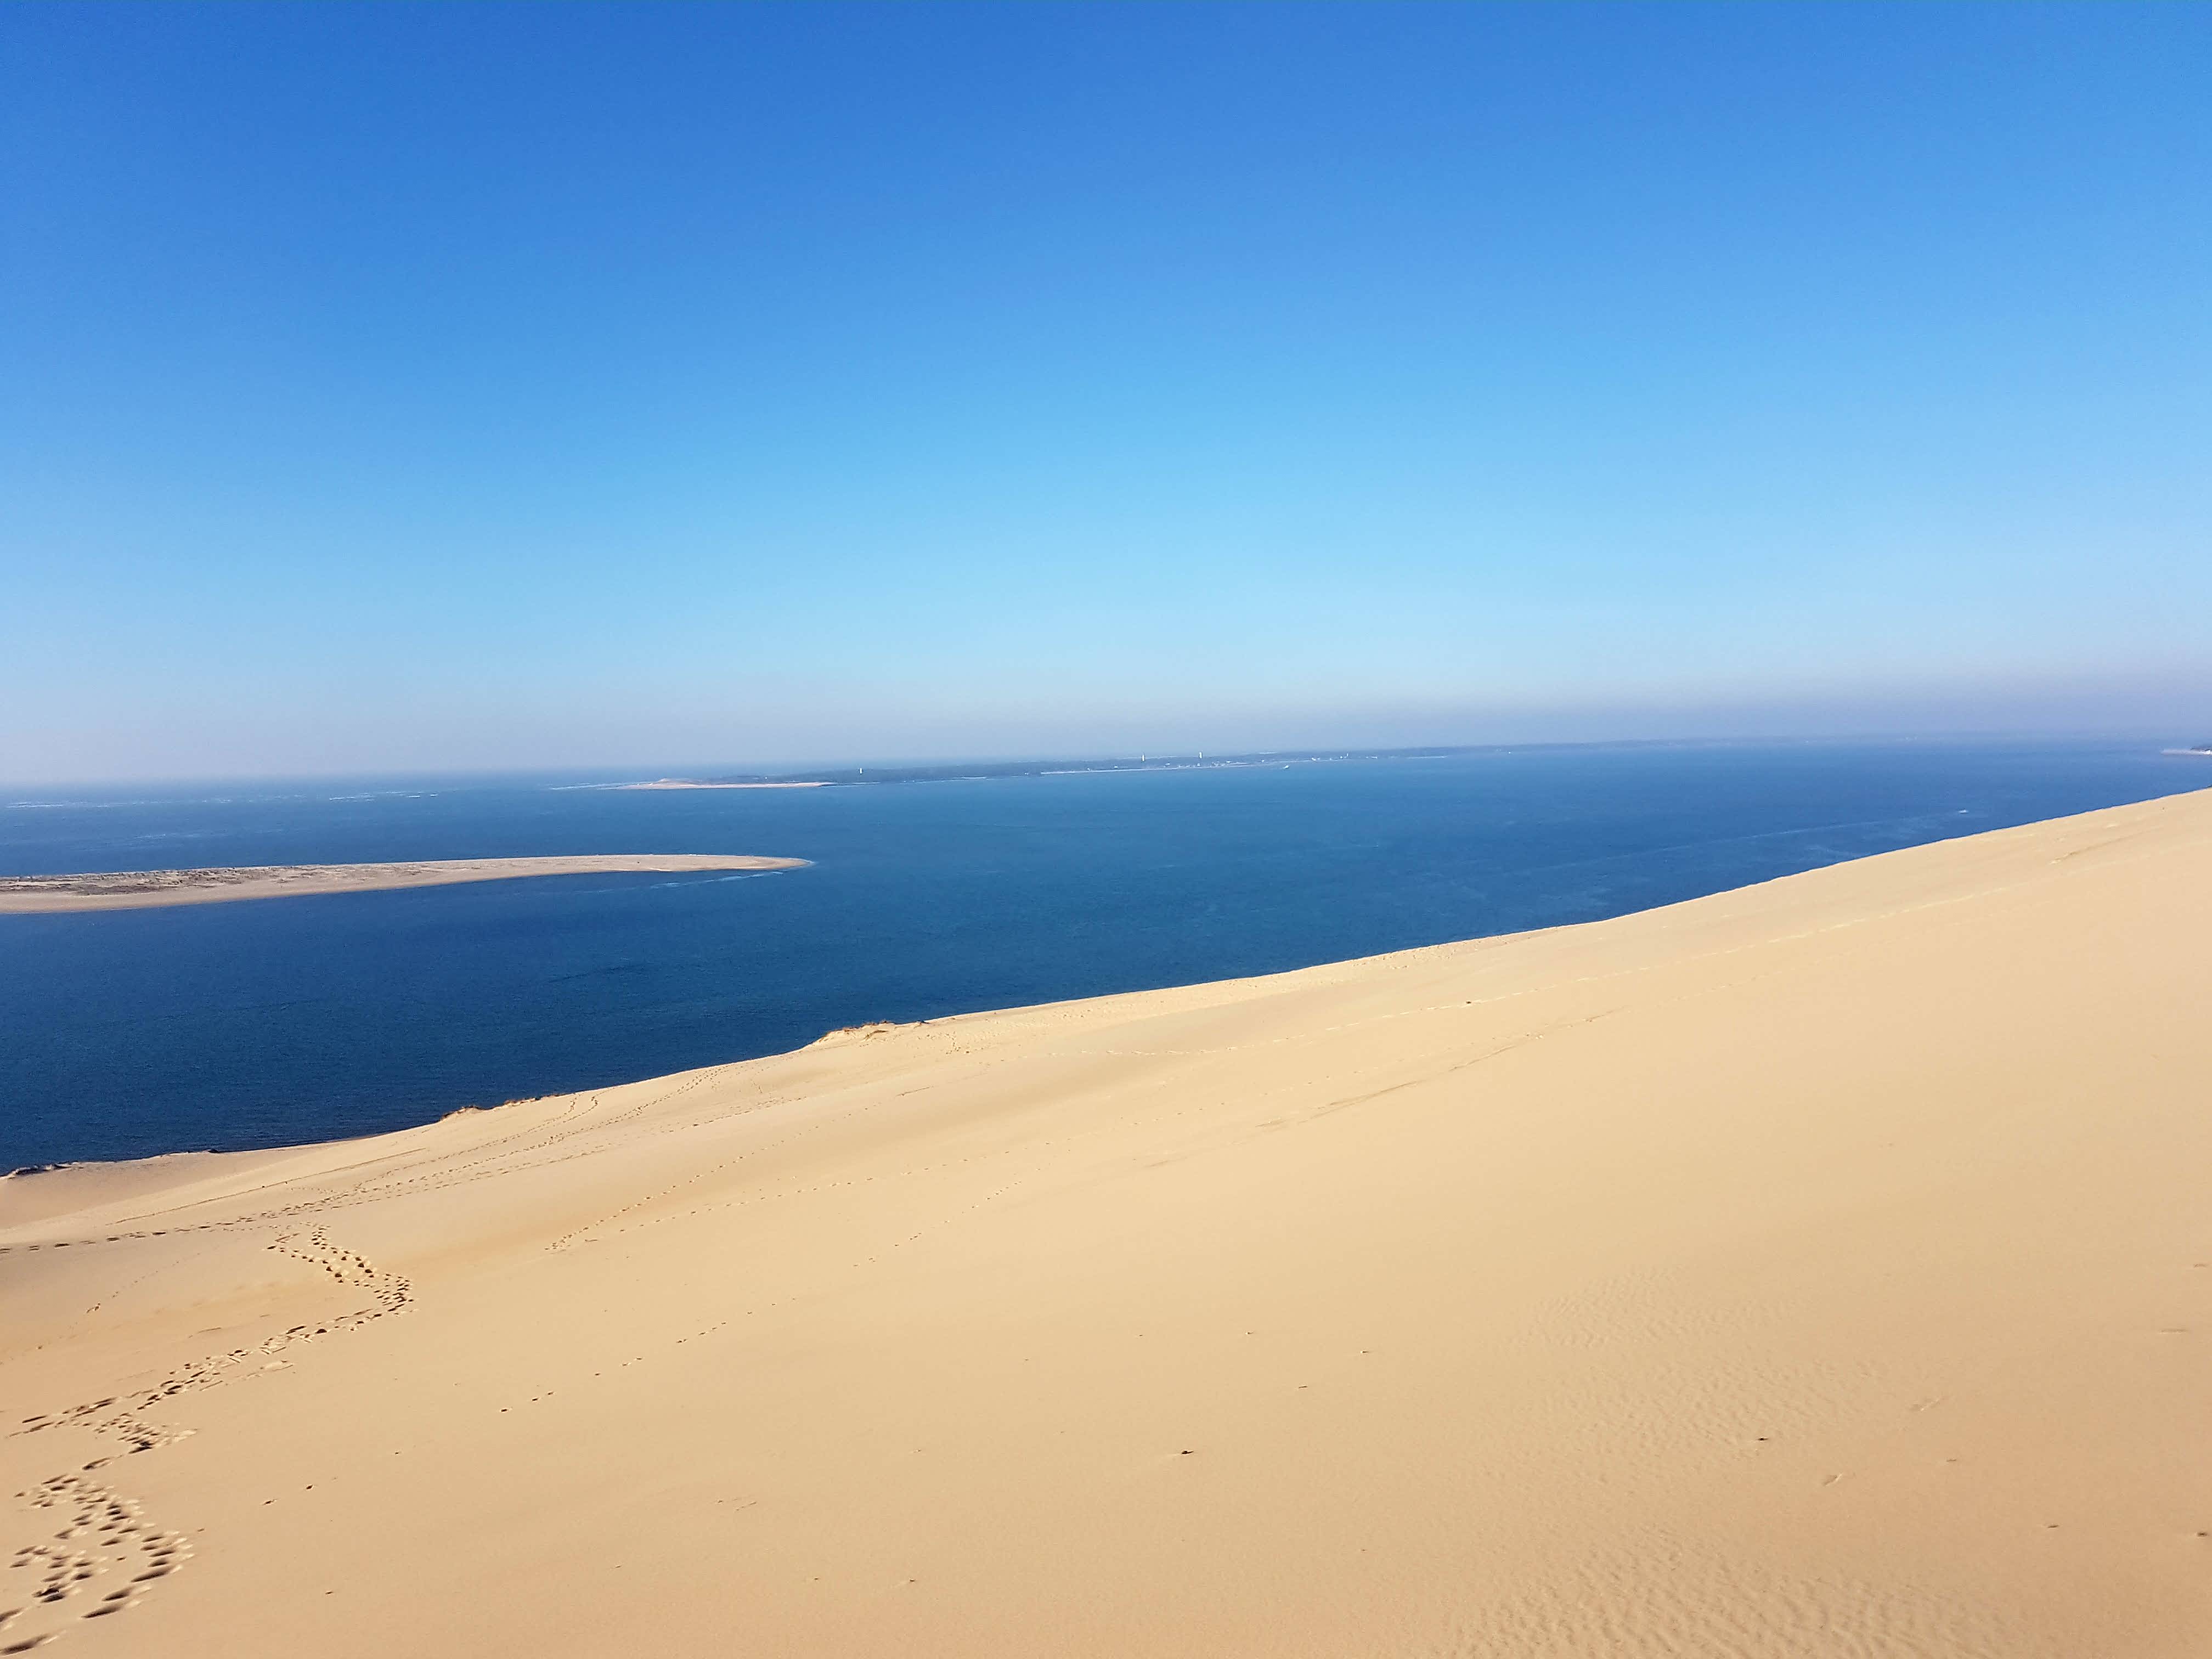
[608, 744, 1476, 792]
[605, 738, 2211, 793]
[0, 853, 809, 914]
[615, 780, 834, 790]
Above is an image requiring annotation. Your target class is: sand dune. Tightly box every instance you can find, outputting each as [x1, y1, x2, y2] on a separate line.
[0, 854, 808, 913]
[4, 789, 2209, 1656]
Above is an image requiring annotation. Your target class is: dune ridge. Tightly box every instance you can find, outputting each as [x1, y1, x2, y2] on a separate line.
[3, 789, 2210, 1656]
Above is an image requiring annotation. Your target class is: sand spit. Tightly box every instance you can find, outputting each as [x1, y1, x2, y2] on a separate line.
[3, 791, 2210, 1656]
[0, 854, 809, 914]
[613, 780, 836, 790]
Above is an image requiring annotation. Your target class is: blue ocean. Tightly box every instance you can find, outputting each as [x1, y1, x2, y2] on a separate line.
[3, 738, 2204, 1169]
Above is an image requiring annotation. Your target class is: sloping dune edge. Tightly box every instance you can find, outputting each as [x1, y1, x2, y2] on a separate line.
[4, 789, 2209, 1657]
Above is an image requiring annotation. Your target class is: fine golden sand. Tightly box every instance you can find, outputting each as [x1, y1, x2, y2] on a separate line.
[3, 790, 2209, 1656]
[0, 854, 808, 914]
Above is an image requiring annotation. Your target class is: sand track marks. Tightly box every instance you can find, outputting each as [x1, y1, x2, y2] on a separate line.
[3, 1229, 408, 1650]
[1, 1475, 193, 1652]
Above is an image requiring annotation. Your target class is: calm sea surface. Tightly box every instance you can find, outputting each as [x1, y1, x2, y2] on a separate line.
[3, 738, 2204, 1168]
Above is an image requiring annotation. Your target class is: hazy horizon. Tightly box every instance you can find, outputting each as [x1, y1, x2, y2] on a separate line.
[7, 694, 2207, 793]
[5, 4, 2208, 786]
[5, 669, 2211, 789]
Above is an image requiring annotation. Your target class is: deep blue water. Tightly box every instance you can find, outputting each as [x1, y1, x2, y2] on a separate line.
[3, 738, 2205, 1169]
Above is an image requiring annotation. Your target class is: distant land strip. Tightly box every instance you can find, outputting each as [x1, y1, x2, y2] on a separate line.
[613, 738, 2212, 792]
[0, 854, 810, 915]
[621, 743, 1483, 789]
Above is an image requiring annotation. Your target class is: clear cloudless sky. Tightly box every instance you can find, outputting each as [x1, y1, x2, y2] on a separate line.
[4, 2, 2209, 781]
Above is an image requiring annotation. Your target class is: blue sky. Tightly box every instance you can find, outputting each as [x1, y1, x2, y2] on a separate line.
[4, 2, 2208, 780]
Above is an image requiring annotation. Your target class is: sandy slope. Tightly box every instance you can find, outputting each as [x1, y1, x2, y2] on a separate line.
[3, 791, 2209, 1657]
[0, 855, 808, 913]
